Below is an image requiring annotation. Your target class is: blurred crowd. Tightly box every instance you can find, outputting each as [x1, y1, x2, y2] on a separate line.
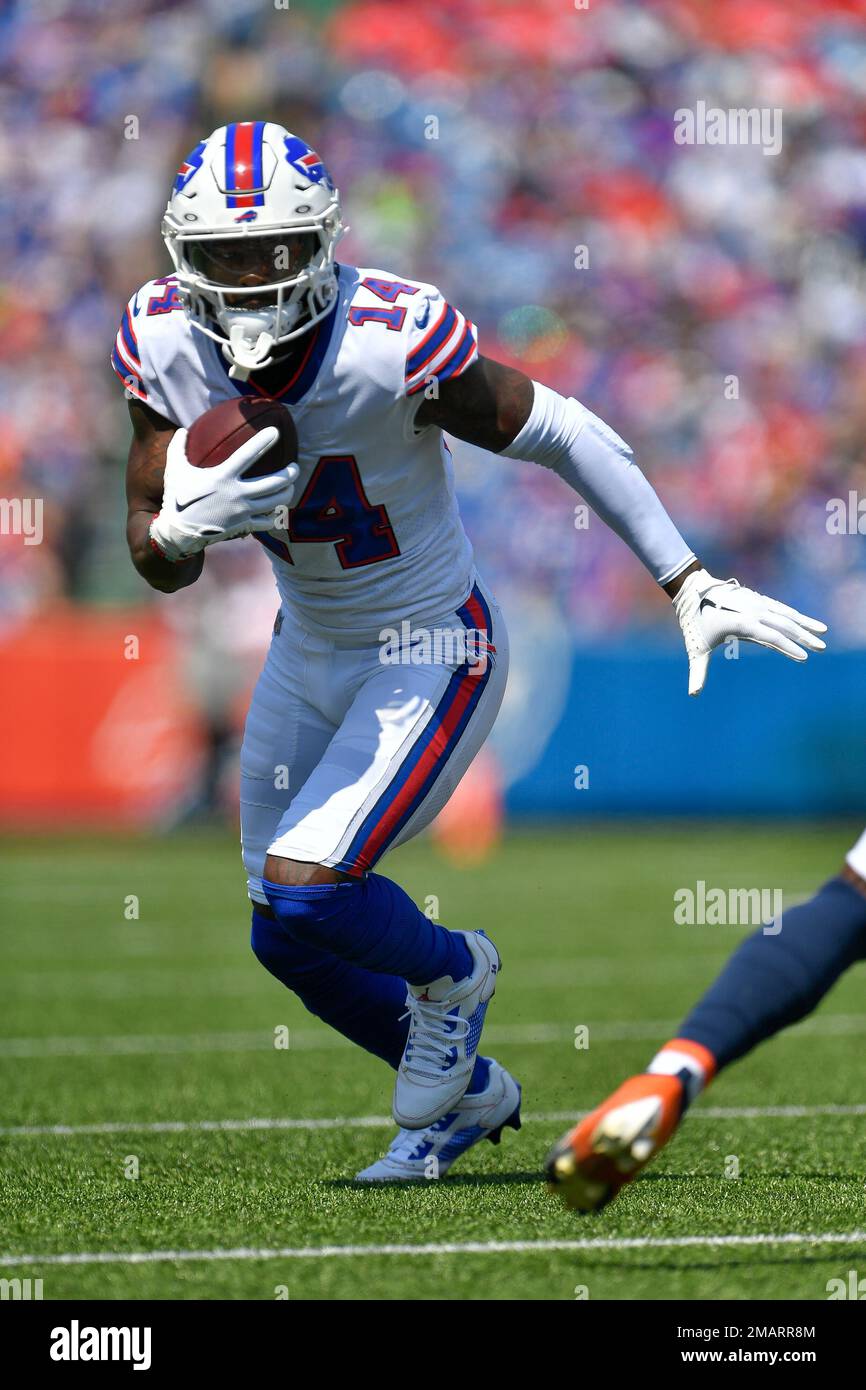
[2, 0, 866, 644]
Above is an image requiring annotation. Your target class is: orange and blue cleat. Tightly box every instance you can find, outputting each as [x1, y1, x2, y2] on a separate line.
[545, 1072, 689, 1213]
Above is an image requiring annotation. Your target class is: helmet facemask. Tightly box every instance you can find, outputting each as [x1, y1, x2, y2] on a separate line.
[165, 218, 341, 379]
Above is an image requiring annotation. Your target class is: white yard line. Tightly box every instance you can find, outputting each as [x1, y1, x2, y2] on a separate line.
[3, 1102, 865, 1139]
[0, 954, 739, 998]
[3, 1230, 866, 1268]
[0, 1115, 389, 1137]
[0, 1030, 288, 1058]
[2, 1012, 864, 1058]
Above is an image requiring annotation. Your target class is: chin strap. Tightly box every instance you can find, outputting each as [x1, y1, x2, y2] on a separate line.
[225, 324, 276, 380]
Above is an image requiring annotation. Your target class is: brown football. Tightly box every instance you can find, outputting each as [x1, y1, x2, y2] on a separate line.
[186, 397, 297, 479]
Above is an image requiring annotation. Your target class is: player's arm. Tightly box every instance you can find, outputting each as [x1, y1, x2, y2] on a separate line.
[417, 357, 697, 591]
[125, 399, 203, 593]
[418, 357, 827, 693]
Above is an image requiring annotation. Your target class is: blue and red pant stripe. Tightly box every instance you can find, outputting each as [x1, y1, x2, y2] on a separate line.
[340, 584, 495, 876]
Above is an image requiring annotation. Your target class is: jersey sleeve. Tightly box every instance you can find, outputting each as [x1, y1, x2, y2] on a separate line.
[109, 284, 180, 423]
[110, 296, 149, 402]
[402, 289, 478, 397]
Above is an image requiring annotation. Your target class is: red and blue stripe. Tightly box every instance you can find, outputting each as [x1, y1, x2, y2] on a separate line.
[225, 121, 266, 208]
[405, 303, 457, 383]
[110, 300, 146, 399]
[432, 320, 476, 384]
[110, 345, 146, 400]
[340, 585, 495, 876]
[119, 307, 140, 366]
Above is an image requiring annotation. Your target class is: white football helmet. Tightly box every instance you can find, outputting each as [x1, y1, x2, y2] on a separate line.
[162, 121, 344, 377]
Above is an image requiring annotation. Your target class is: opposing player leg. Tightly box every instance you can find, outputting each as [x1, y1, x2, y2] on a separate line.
[260, 583, 519, 1134]
[547, 844, 866, 1212]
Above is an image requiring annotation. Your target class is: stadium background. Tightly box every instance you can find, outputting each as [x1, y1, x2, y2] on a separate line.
[2, 0, 865, 830]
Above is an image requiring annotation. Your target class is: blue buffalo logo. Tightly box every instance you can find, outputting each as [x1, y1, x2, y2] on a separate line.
[174, 141, 206, 194]
[283, 135, 334, 191]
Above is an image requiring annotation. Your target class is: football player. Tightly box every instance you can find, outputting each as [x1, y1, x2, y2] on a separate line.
[115, 122, 826, 1181]
[547, 835, 866, 1211]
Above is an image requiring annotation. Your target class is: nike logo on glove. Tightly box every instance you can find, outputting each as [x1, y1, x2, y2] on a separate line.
[699, 596, 739, 615]
[176, 492, 216, 511]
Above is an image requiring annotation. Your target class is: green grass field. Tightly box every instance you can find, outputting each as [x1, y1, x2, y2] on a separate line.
[1, 823, 865, 1301]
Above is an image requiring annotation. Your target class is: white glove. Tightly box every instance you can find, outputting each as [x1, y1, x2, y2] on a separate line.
[150, 426, 299, 562]
[673, 567, 827, 696]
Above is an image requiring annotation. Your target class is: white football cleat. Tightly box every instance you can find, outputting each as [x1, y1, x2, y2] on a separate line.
[357, 1060, 521, 1182]
[392, 930, 500, 1129]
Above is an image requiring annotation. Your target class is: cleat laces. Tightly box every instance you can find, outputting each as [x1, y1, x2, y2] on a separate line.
[399, 991, 469, 1079]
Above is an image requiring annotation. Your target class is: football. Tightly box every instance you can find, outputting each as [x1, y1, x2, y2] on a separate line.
[186, 396, 297, 479]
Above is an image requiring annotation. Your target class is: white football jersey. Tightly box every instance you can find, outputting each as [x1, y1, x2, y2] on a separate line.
[112, 264, 479, 642]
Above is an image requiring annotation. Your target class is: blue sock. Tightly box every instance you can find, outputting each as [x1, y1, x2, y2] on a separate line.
[262, 872, 473, 986]
[252, 907, 409, 1066]
[465, 1054, 491, 1095]
[679, 875, 866, 1070]
[251, 907, 490, 1089]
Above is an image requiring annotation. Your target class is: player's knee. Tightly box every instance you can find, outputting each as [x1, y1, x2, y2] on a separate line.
[250, 905, 340, 993]
[264, 852, 347, 887]
[261, 869, 363, 950]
